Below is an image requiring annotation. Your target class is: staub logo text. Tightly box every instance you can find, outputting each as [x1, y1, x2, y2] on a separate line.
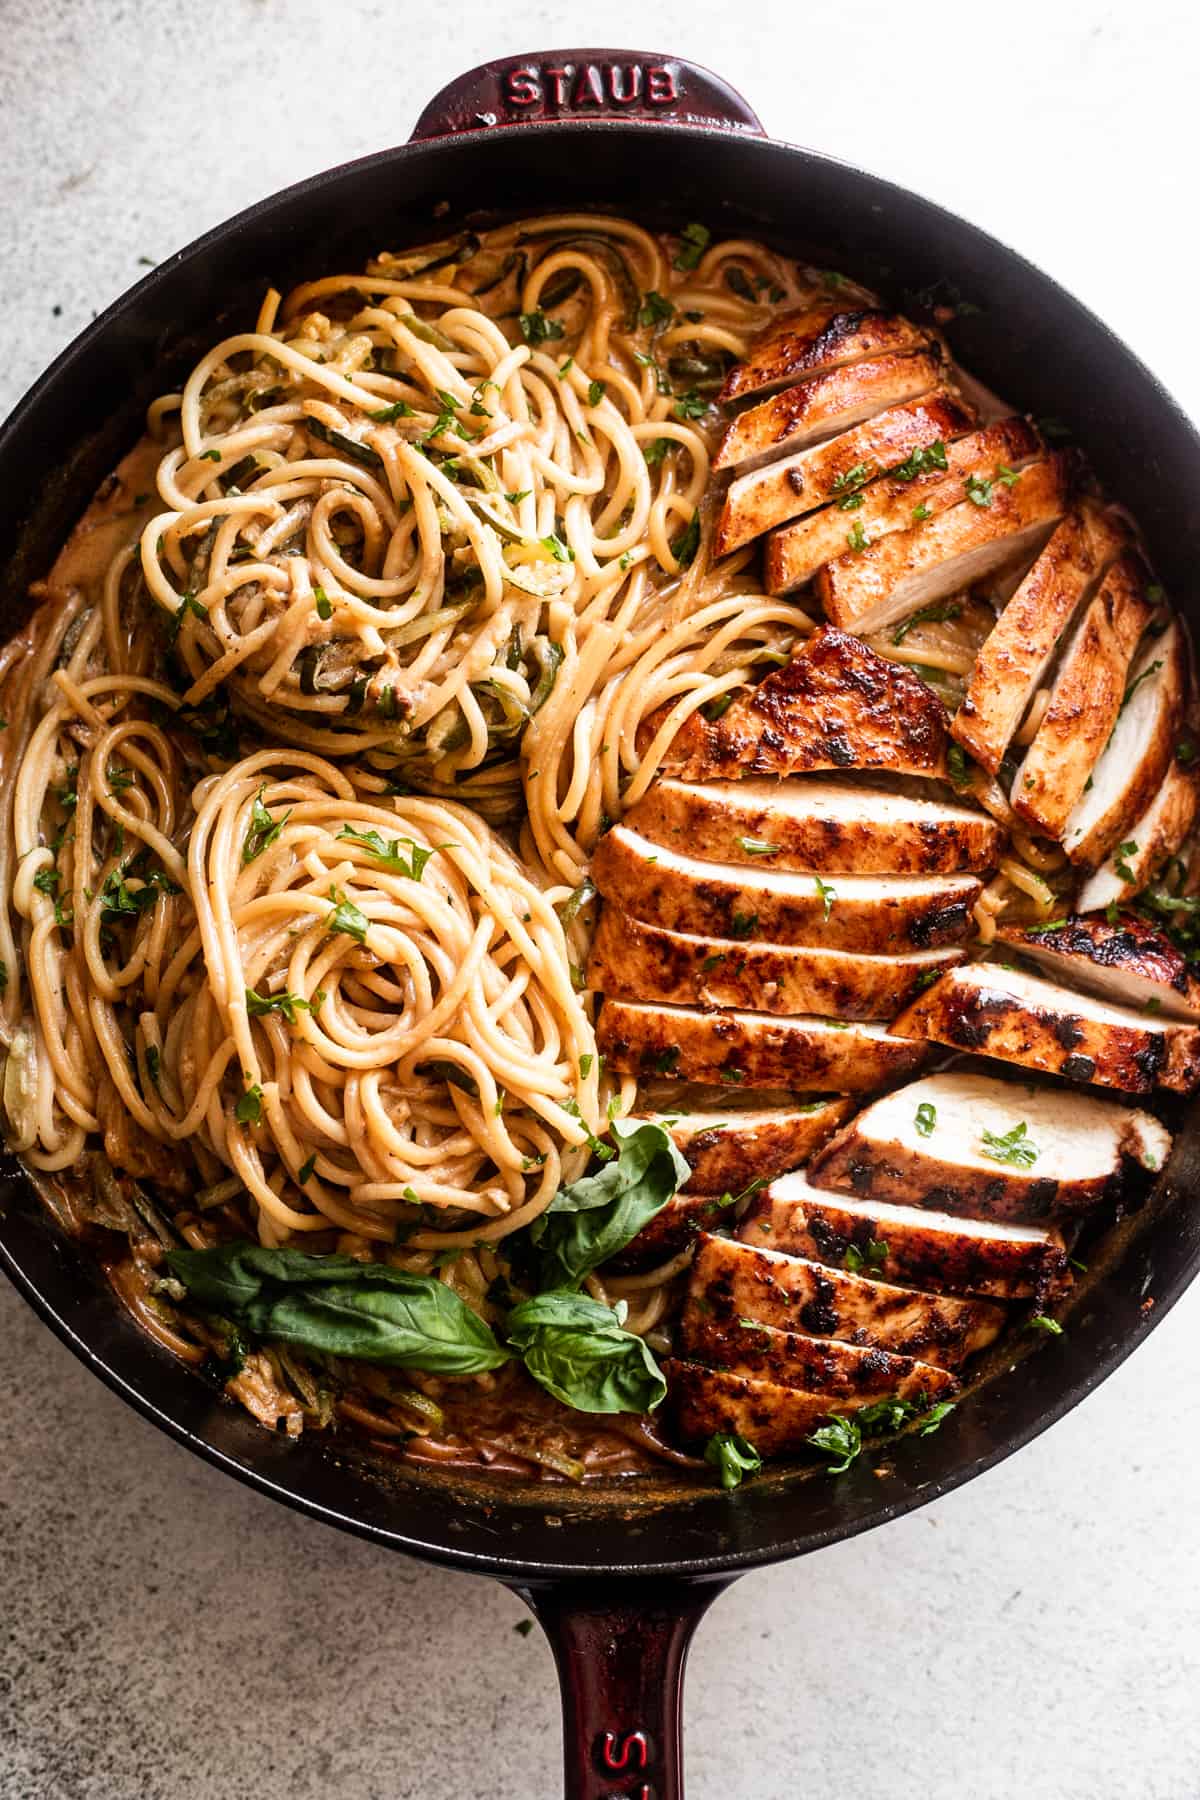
[501, 62, 680, 113]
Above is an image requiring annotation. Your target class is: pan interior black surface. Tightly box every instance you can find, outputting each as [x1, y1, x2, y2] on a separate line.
[3, 118, 1200, 1582]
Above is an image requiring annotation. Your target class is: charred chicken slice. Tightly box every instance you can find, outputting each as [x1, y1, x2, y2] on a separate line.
[633, 1085, 855, 1196]
[952, 507, 1130, 775]
[591, 827, 981, 951]
[719, 306, 932, 405]
[679, 1311, 960, 1403]
[666, 1361, 916, 1457]
[717, 388, 976, 557]
[1076, 758, 1200, 914]
[890, 960, 1200, 1094]
[998, 914, 1200, 1022]
[595, 998, 927, 1091]
[808, 1070, 1170, 1222]
[623, 775, 1004, 875]
[645, 626, 952, 783]
[1011, 557, 1156, 840]
[764, 416, 1042, 591]
[587, 907, 964, 1018]
[686, 1233, 1004, 1368]
[714, 349, 945, 474]
[816, 453, 1076, 637]
[1062, 620, 1187, 868]
[742, 1169, 1068, 1299]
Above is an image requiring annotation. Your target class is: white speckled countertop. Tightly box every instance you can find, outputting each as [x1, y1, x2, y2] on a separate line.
[3, 5, 1200, 1795]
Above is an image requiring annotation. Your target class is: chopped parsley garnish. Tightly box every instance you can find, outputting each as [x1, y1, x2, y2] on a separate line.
[912, 502, 932, 522]
[421, 389, 475, 446]
[915, 1102, 937, 1137]
[1114, 839, 1139, 883]
[643, 437, 673, 468]
[245, 987, 322, 1024]
[946, 743, 974, 791]
[892, 600, 962, 645]
[807, 1397, 954, 1473]
[814, 875, 837, 921]
[1028, 1313, 1064, 1336]
[235, 1083, 264, 1126]
[980, 1121, 1039, 1168]
[736, 836, 779, 857]
[831, 462, 874, 506]
[587, 380, 605, 407]
[729, 911, 758, 940]
[844, 1238, 888, 1275]
[241, 787, 290, 865]
[324, 885, 369, 944]
[297, 1155, 316, 1185]
[519, 309, 566, 346]
[674, 222, 711, 271]
[889, 440, 948, 482]
[996, 462, 1023, 488]
[672, 390, 708, 422]
[670, 512, 700, 568]
[1119, 660, 1163, 718]
[846, 520, 870, 553]
[369, 399, 414, 422]
[541, 533, 575, 563]
[314, 586, 333, 621]
[703, 1431, 762, 1488]
[964, 472, 994, 507]
[638, 290, 675, 327]
[336, 825, 445, 880]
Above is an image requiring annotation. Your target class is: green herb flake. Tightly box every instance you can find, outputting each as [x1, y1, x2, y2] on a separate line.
[915, 1101, 937, 1137]
[674, 222, 712, 271]
[846, 520, 870, 553]
[519, 309, 566, 346]
[892, 600, 962, 646]
[704, 1431, 762, 1489]
[235, 1083, 264, 1126]
[965, 472, 994, 508]
[336, 824, 446, 880]
[1028, 1313, 1064, 1336]
[980, 1121, 1039, 1168]
[639, 290, 675, 327]
[242, 787, 291, 865]
[324, 885, 370, 945]
[814, 875, 837, 921]
[736, 835, 779, 857]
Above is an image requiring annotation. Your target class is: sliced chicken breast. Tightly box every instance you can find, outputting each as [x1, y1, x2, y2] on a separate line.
[591, 827, 981, 951]
[1062, 620, 1187, 868]
[742, 1169, 1068, 1299]
[595, 998, 928, 1091]
[998, 914, 1200, 1022]
[717, 388, 976, 556]
[890, 960, 1200, 1094]
[679, 1310, 960, 1403]
[624, 775, 1004, 875]
[1076, 758, 1200, 914]
[648, 626, 952, 783]
[587, 907, 965, 1017]
[764, 416, 1042, 590]
[1012, 557, 1156, 840]
[634, 1086, 855, 1195]
[808, 1069, 1170, 1221]
[666, 1360, 916, 1457]
[816, 453, 1076, 637]
[686, 1233, 1004, 1367]
[713, 349, 944, 474]
[719, 307, 932, 405]
[952, 507, 1130, 776]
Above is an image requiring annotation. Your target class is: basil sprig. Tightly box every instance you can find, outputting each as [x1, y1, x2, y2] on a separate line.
[507, 1292, 666, 1414]
[166, 1245, 509, 1374]
[527, 1118, 691, 1290]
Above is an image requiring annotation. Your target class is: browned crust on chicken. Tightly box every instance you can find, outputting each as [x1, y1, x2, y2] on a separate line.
[717, 388, 977, 557]
[623, 775, 1004, 875]
[595, 998, 928, 1091]
[1063, 622, 1188, 868]
[1011, 555, 1155, 839]
[742, 1186, 1068, 1298]
[764, 416, 1043, 590]
[714, 350, 944, 472]
[719, 307, 932, 405]
[634, 1090, 855, 1196]
[591, 830, 981, 952]
[679, 1311, 960, 1403]
[587, 907, 965, 1018]
[816, 453, 1078, 637]
[665, 1360, 884, 1456]
[998, 915, 1200, 1022]
[687, 1234, 1004, 1368]
[890, 963, 1200, 1095]
[952, 507, 1128, 775]
[644, 626, 952, 782]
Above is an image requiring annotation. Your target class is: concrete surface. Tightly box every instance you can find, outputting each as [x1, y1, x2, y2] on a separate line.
[2, 3, 1199, 1795]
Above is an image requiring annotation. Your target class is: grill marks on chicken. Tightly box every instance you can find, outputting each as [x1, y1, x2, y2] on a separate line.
[742, 1170, 1069, 1300]
[718, 307, 933, 406]
[595, 997, 927, 1091]
[891, 961, 1200, 1094]
[1076, 756, 1200, 915]
[717, 388, 976, 558]
[623, 775, 1004, 876]
[998, 915, 1200, 1022]
[645, 627, 953, 783]
[714, 349, 946, 474]
[634, 1088, 854, 1197]
[588, 908, 964, 1018]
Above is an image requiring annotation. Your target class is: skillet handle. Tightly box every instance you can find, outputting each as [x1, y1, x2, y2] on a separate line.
[513, 1575, 737, 1800]
[410, 52, 765, 141]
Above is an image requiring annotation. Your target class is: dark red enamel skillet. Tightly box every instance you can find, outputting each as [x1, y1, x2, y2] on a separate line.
[3, 49, 1200, 1799]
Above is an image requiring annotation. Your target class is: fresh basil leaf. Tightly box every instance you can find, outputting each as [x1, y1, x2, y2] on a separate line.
[505, 1291, 666, 1414]
[527, 1119, 690, 1290]
[166, 1244, 510, 1373]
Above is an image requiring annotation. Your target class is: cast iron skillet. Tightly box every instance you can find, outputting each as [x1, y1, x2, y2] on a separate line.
[3, 49, 1200, 1799]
